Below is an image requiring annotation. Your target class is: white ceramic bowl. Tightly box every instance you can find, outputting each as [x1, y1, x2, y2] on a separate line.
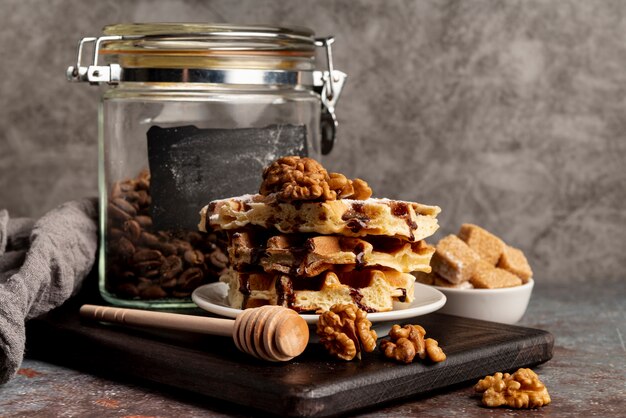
[432, 279, 534, 324]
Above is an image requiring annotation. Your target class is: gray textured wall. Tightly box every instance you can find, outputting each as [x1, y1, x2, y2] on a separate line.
[1, 0, 625, 282]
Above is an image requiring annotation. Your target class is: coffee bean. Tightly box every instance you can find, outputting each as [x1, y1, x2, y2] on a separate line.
[155, 242, 177, 256]
[184, 249, 205, 265]
[172, 290, 191, 298]
[115, 283, 139, 298]
[119, 181, 136, 193]
[143, 268, 161, 278]
[161, 255, 183, 279]
[157, 231, 171, 241]
[135, 260, 162, 276]
[136, 190, 151, 206]
[109, 227, 124, 241]
[123, 190, 140, 202]
[138, 168, 150, 180]
[136, 178, 150, 191]
[137, 277, 153, 291]
[132, 249, 163, 263]
[111, 197, 137, 217]
[108, 203, 132, 221]
[141, 231, 160, 248]
[172, 239, 193, 255]
[140, 285, 167, 299]
[185, 231, 203, 245]
[123, 219, 142, 242]
[178, 267, 204, 291]
[160, 277, 177, 289]
[117, 237, 136, 260]
[135, 215, 152, 228]
[209, 250, 229, 270]
[111, 182, 123, 199]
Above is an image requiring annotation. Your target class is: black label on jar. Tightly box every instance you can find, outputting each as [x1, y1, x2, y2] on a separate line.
[147, 124, 307, 230]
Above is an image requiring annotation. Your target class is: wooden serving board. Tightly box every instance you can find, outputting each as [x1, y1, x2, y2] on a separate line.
[25, 302, 553, 417]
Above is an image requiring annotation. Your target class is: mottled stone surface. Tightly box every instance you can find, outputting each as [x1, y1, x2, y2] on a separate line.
[0, 280, 623, 417]
[2, 0, 626, 281]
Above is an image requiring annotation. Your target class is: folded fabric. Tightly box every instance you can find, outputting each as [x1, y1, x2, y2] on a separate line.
[0, 198, 97, 383]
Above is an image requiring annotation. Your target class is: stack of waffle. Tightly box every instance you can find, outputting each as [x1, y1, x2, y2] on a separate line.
[199, 157, 441, 313]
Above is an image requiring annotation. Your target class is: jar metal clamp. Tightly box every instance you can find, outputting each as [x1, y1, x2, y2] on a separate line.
[67, 32, 346, 154]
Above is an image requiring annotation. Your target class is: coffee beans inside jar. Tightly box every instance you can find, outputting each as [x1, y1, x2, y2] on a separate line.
[106, 169, 228, 300]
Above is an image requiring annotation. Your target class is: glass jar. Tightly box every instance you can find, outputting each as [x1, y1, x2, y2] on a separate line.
[67, 23, 346, 308]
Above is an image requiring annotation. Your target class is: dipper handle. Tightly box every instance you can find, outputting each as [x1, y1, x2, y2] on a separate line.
[79, 304, 233, 336]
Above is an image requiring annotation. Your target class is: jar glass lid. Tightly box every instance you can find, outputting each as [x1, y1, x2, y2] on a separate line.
[67, 23, 347, 154]
[102, 23, 316, 51]
[98, 23, 317, 72]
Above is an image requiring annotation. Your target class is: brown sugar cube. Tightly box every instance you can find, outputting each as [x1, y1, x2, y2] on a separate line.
[432, 274, 474, 289]
[470, 260, 522, 289]
[430, 235, 480, 284]
[498, 245, 533, 283]
[413, 271, 474, 289]
[412, 271, 435, 285]
[458, 223, 505, 265]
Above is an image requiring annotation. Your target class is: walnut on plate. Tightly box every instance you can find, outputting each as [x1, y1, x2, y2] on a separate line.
[316, 303, 377, 361]
[380, 324, 446, 364]
[474, 368, 551, 409]
[259, 156, 372, 202]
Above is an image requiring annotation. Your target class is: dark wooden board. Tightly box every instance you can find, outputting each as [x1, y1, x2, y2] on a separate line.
[26, 302, 553, 417]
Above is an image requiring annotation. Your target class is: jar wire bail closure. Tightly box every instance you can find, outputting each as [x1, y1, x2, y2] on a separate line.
[66, 26, 346, 154]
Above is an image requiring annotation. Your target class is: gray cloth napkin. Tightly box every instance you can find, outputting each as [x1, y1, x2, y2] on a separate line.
[0, 198, 98, 383]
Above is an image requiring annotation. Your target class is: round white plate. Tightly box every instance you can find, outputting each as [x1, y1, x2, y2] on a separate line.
[192, 281, 446, 325]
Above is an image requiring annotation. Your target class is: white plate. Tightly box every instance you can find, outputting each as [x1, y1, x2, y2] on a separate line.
[192, 281, 446, 325]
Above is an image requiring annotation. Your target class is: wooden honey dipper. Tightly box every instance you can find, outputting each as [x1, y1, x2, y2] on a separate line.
[79, 304, 309, 362]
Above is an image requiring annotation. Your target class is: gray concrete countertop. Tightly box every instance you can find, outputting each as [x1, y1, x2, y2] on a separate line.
[1, 279, 624, 417]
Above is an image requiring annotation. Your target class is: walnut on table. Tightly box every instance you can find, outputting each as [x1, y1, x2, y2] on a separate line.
[474, 368, 551, 409]
[380, 324, 446, 364]
[316, 303, 377, 361]
[259, 156, 372, 202]
[424, 337, 447, 362]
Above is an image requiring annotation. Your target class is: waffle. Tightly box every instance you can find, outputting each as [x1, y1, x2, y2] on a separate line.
[220, 267, 415, 313]
[200, 194, 440, 242]
[227, 229, 434, 276]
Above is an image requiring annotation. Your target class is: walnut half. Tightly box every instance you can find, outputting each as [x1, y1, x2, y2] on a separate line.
[259, 156, 372, 202]
[474, 368, 551, 409]
[380, 324, 446, 364]
[317, 303, 377, 361]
